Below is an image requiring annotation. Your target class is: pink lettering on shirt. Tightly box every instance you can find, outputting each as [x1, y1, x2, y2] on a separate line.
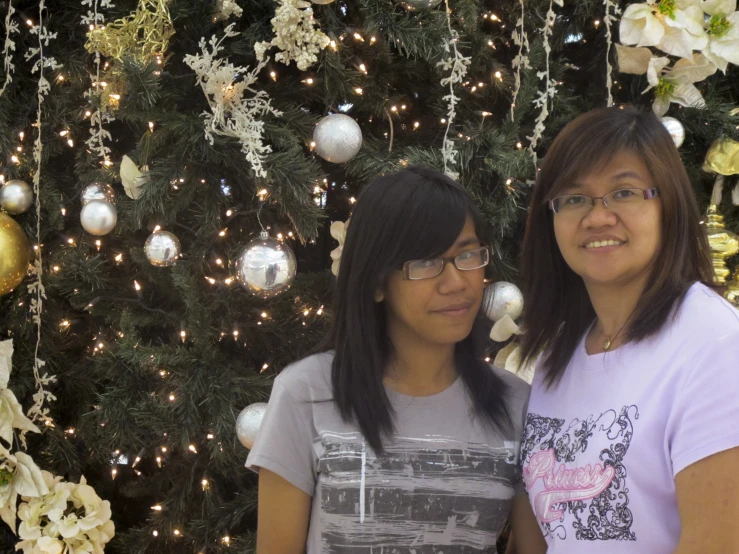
[523, 449, 616, 523]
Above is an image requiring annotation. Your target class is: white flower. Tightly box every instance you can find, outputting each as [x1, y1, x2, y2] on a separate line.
[644, 53, 717, 115]
[702, 0, 739, 71]
[0, 447, 48, 533]
[329, 219, 349, 277]
[0, 340, 41, 446]
[620, 0, 707, 59]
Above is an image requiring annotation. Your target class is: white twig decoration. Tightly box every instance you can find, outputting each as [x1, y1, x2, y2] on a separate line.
[24, 1, 59, 423]
[510, 0, 530, 120]
[603, 0, 621, 106]
[185, 24, 282, 178]
[437, 0, 471, 180]
[82, 0, 115, 166]
[527, 0, 562, 167]
[0, 0, 19, 98]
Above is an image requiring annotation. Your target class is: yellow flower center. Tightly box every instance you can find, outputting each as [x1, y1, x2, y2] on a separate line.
[708, 14, 731, 37]
[657, 0, 677, 19]
[655, 78, 676, 97]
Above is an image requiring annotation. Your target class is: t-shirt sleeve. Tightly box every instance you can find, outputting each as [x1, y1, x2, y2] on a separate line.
[667, 329, 739, 477]
[246, 375, 318, 496]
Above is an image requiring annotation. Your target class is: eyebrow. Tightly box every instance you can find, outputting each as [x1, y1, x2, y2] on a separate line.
[454, 237, 481, 249]
[569, 171, 645, 190]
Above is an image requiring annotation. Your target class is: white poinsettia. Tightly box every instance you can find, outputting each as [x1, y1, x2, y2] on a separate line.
[0, 340, 41, 447]
[702, 0, 739, 71]
[644, 53, 717, 115]
[620, 0, 707, 59]
[329, 219, 349, 277]
[0, 446, 48, 534]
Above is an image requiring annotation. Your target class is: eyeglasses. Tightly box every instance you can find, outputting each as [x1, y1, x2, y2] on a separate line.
[402, 246, 490, 280]
[549, 188, 660, 216]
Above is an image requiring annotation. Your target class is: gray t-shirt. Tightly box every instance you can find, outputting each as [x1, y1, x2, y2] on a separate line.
[246, 351, 530, 553]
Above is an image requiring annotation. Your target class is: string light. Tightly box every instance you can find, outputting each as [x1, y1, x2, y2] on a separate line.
[201, 479, 209, 490]
[224, 278, 233, 285]
[354, 87, 363, 95]
[413, 121, 420, 129]
[152, 530, 159, 537]
[19, 132, 24, 140]
[151, 505, 162, 511]
[134, 281, 141, 291]
[111, 469, 117, 479]
[269, 71, 277, 81]
[222, 536, 230, 545]
[11, 155, 19, 164]
[173, 530, 181, 536]
[207, 433, 214, 440]
[59, 320, 70, 328]
[261, 363, 269, 372]
[353, 32, 364, 41]
[169, 394, 175, 402]
[188, 444, 197, 453]
[225, 209, 233, 217]
[359, 63, 367, 73]
[349, 197, 357, 204]
[303, 78, 314, 85]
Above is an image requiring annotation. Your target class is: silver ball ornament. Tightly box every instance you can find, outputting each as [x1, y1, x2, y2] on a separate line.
[236, 402, 267, 449]
[313, 114, 363, 163]
[144, 230, 181, 267]
[80, 200, 117, 236]
[81, 182, 116, 206]
[482, 281, 524, 322]
[398, 0, 442, 8]
[0, 180, 33, 215]
[235, 231, 297, 298]
[660, 116, 685, 148]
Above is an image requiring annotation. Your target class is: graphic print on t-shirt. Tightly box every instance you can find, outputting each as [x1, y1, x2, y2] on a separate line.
[520, 405, 639, 541]
[317, 432, 519, 553]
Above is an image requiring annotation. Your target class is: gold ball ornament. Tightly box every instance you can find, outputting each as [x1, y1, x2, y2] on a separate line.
[705, 204, 739, 284]
[236, 403, 268, 449]
[0, 180, 33, 215]
[0, 213, 31, 297]
[702, 137, 739, 176]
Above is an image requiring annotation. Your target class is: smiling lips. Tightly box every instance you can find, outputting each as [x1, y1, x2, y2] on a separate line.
[584, 239, 625, 249]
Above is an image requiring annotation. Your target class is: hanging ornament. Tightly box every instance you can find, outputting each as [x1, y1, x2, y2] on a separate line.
[80, 200, 117, 236]
[234, 231, 297, 298]
[0, 180, 33, 215]
[236, 402, 267, 449]
[704, 204, 739, 285]
[703, 137, 739, 176]
[482, 281, 524, 322]
[144, 230, 181, 267]
[397, 0, 442, 9]
[81, 182, 116, 206]
[660, 117, 685, 148]
[313, 114, 363, 164]
[0, 212, 31, 297]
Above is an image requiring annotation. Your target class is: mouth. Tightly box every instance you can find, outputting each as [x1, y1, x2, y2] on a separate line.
[433, 303, 473, 317]
[583, 239, 626, 250]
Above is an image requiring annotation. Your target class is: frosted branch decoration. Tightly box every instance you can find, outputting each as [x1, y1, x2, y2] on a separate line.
[185, 24, 282, 179]
[0, 1, 18, 98]
[603, 0, 621, 106]
[510, 0, 530, 119]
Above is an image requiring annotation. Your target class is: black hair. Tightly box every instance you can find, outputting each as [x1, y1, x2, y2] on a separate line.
[325, 166, 512, 453]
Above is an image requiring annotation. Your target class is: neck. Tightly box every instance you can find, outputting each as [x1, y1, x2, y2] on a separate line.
[585, 275, 648, 349]
[384, 327, 457, 397]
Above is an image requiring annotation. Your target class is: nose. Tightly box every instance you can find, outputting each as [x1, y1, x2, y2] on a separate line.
[437, 261, 468, 295]
[581, 198, 618, 229]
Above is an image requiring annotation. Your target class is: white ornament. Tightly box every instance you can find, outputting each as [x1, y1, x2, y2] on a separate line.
[144, 230, 181, 267]
[236, 402, 267, 449]
[0, 180, 33, 215]
[81, 182, 115, 206]
[234, 231, 297, 298]
[482, 282, 524, 322]
[80, 200, 117, 236]
[313, 114, 363, 163]
[185, 25, 282, 179]
[660, 116, 686, 148]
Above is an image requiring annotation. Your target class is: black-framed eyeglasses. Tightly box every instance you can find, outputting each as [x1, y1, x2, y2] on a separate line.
[402, 246, 490, 281]
[549, 188, 660, 216]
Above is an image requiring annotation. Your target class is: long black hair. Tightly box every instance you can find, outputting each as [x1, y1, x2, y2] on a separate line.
[325, 166, 512, 453]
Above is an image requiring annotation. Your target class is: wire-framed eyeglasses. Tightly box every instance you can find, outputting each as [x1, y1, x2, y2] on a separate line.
[402, 246, 490, 280]
[549, 188, 660, 216]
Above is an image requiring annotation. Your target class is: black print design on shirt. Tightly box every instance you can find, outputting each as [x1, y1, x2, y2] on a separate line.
[520, 405, 639, 541]
[317, 434, 519, 553]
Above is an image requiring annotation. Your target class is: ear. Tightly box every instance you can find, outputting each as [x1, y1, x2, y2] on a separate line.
[374, 288, 385, 303]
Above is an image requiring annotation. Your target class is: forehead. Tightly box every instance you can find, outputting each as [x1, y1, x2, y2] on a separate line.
[569, 151, 652, 191]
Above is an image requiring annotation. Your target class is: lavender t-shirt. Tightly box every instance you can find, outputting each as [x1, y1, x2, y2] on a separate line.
[246, 352, 530, 553]
[521, 282, 739, 553]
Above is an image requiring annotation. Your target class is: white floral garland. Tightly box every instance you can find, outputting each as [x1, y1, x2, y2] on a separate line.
[0, 0, 18, 98]
[24, 1, 59, 424]
[82, 0, 114, 166]
[255, 0, 330, 71]
[617, 0, 739, 115]
[185, 24, 282, 178]
[437, 0, 471, 180]
[527, 0, 562, 167]
[215, 0, 244, 20]
[0, 341, 115, 552]
[603, 0, 621, 107]
[510, 0, 530, 119]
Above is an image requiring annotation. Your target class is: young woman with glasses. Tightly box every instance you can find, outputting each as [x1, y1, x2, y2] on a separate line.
[510, 107, 739, 553]
[247, 167, 545, 553]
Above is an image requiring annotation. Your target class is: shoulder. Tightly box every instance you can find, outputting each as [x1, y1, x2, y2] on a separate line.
[490, 365, 531, 414]
[274, 351, 334, 401]
[672, 282, 739, 338]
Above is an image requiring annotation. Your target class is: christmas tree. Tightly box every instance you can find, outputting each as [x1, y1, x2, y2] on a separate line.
[0, 0, 737, 552]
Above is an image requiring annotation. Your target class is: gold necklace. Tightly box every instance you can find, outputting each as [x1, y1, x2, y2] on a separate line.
[602, 320, 629, 351]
